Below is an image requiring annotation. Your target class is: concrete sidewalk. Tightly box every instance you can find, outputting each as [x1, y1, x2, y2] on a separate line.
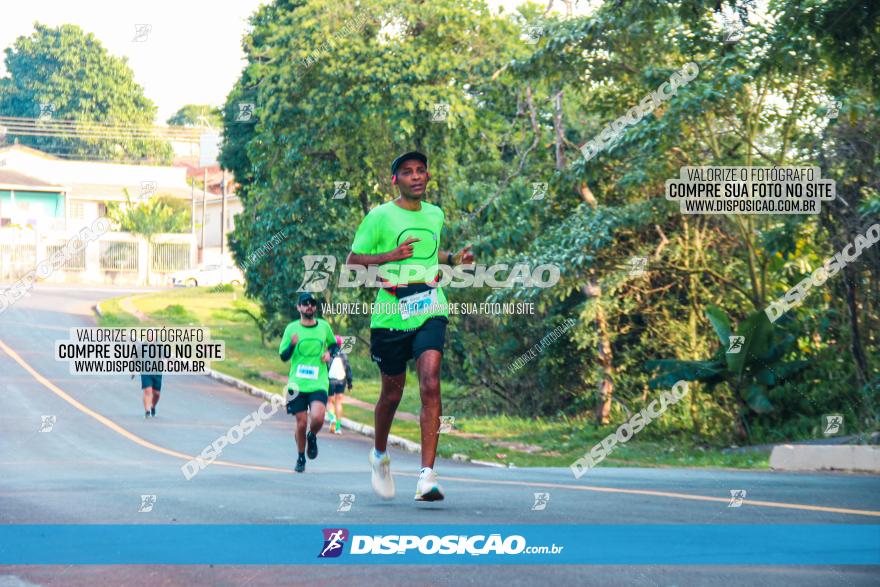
[770, 444, 880, 473]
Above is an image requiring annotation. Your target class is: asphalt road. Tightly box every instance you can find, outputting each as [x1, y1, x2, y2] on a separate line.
[1, 285, 878, 586]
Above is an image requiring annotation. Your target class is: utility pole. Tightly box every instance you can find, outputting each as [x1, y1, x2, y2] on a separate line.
[220, 169, 227, 262]
[200, 169, 207, 264]
[190, 177, 196, 269]
[190, 177, 195, 234]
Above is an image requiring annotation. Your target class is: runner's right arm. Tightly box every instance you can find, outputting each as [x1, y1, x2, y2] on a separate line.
[346, 236, 419, 267]
[278, 324, 296, 361]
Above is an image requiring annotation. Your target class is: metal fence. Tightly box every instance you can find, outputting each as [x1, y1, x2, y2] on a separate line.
[151, 242, 191, 273]
[99, 241, 139, 272]
[46, 243, 86, 271]
[0, 228, 195, 285]
[0, 242, 36, 280]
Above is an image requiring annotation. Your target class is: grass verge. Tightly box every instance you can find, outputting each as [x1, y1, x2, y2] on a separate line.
[97, 287, 769, 470]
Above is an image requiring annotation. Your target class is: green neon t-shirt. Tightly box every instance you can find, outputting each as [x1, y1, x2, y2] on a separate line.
[278, 319, 336, 393]
[351, 200, 449, 330]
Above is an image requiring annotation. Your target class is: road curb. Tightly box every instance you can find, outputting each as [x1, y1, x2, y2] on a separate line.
[470, 460, 508, 469]
[207, 368, 279, 403]
[204, 369, 422, 454]
[769, 444, 880, 473]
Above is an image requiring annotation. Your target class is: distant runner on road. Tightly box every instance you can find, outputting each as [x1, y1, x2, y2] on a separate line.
[136, 342, 163, 419]
[327, 335, 353, 435]
[278, 292, 338, 473]
[346, 150, 473, 502]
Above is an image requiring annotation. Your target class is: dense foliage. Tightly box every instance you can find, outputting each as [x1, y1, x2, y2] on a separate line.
[221, 0, 879, 444]
[167, 104, 223, 128]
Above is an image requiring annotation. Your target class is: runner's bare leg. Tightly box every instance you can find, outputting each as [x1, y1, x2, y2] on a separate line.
[335, 394, 344, 423]
[374, 372, 406, 452]
[309, 400, 326, 434]
[416, 350, 442, 469]
[295, 411, 308, 453]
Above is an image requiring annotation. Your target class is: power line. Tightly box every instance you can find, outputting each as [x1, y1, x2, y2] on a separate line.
[2, 129, 195, 142]
[0, 116, 217, 142]
[0, 115, 211, 135]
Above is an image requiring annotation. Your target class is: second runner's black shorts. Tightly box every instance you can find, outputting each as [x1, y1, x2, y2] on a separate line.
[370, 316, 448, 376]
[286, 390, 328, 415]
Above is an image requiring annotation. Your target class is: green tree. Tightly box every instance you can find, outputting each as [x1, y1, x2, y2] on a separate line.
[0, 23, 172, 162]
[222, 0, 878, 442]
[220, 0, 523, 324]
[647, 306, 809, 440]
[107, 192, 190, 283]
[167, 104, 222, 128]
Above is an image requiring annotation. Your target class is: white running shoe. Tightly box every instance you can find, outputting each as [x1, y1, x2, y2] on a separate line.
[369, 449, 395, 500]
[414, 468, 445, 502]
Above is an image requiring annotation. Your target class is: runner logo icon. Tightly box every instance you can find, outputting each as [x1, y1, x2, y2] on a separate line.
[531, 492, 550, 511]
[319, 528, 349, 558]
[39, 415, 57, 432]
[298, 255, 337, 292]
[823, 414, 843, 436]
[339, 336, 356, 353]
[727, 335, 745, 354]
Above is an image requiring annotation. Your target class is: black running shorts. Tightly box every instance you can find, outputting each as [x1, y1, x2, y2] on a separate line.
[286, 390, 328, 415]
[328, 381, 346, 396]
[140, 374, 162, 391]
[370, 316, 448, 376]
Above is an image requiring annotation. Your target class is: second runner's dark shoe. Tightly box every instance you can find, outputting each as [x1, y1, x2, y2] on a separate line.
[306, 431, 318, 460]
[295, 454, 306, 473]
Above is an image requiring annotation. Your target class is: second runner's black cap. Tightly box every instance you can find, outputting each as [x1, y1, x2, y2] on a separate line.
[298, 292, 317, 305]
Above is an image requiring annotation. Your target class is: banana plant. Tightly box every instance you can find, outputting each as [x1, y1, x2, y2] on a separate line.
[646, 305, 808, 428]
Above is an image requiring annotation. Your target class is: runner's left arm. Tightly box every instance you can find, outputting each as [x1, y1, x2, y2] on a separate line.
[343, 353, 353, 388]
[440, 245, 474, 265]
[323, 323, 339, 362]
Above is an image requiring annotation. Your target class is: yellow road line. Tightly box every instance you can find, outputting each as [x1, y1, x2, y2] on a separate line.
[3, 337, 880, 518]
[394, 473, 880, 517]
[0, 338, 293, 476]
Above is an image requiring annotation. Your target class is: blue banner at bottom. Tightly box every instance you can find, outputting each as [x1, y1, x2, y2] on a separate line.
[1, 525, 878, 565]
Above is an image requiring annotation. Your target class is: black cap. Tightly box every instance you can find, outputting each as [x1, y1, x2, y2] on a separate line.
[391, 151, 428, 176]
[297, 292, 317, 305]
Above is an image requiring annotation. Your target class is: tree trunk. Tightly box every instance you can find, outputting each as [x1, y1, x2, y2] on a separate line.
[553, 88, 566, 170]
[564, 81, 613, 424]
[578, 181, 597, 206]
[595, 297, 614, 425]
[583, 282, 614, 425]
[843, 263, 869, 386]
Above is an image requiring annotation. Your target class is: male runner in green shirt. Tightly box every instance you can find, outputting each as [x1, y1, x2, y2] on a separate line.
[278, 292, 338, 473]
[347, 151, 473, 502]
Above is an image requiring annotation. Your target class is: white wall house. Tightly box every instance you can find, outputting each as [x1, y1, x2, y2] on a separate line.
[0, 144, 192, 232]
[0, 145, 201, 286]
